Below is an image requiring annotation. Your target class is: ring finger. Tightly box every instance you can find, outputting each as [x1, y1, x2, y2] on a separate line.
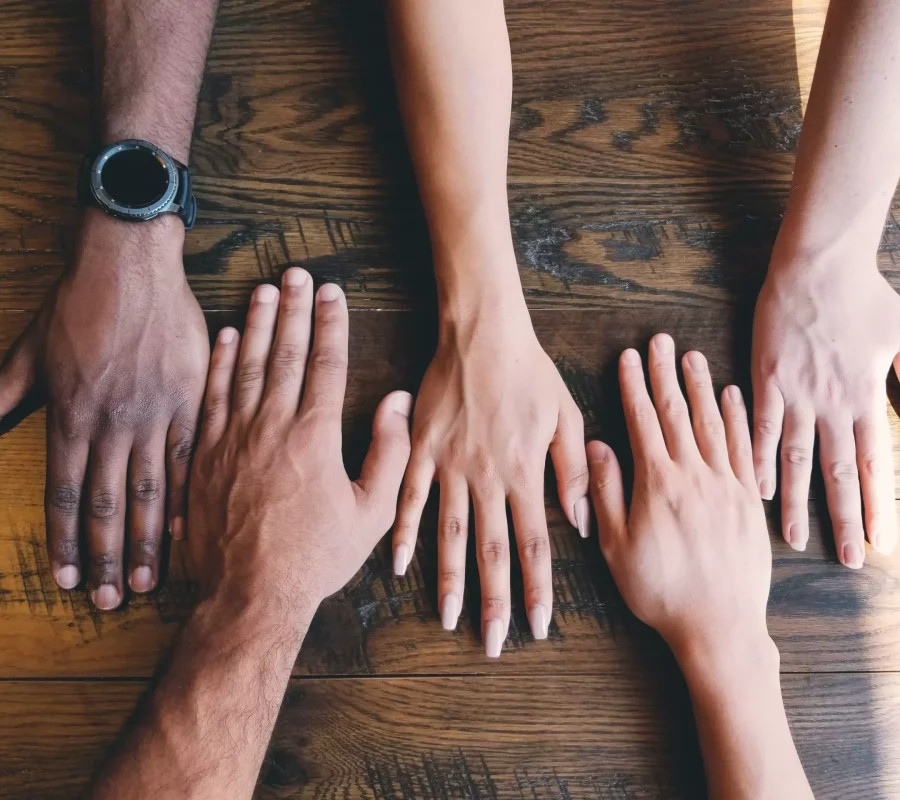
[127, 429, 167, 593]
[436, 475, 469, 631]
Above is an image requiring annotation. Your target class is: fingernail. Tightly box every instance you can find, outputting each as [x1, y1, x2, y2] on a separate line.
[390, 391, 413, 418]
[171, 517, 184, 540]
[55, 565, 80, 590]
[654, 334, 673, 353]
[841, 542, 864, 570]
[440, 593, 461, 631]
[622, 349, 640, 365]
[725, 385, 743, 404]
[686, 351, 705, 370]
[528, 605, 548, 640]
[786, 523, 807, 552]
[256, 283, 278, 303]
[318, 283, 342, 302]
[129, 566, 154, 594]
[393, 543, 411, 576]
[284, 268, 309, 286]
[484, 619, 505, 658]
[759, 479, 774, 500]
[575, 496, 591, 538]
[218, 327, 236, 344]
[91, 584, 120, 611]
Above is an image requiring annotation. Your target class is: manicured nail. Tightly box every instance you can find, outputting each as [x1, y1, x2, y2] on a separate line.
[171, 517, 184, 540]
[759, 479, 774, 500]
[55, 565, 80, 590]
[841, 542, 864, 570]
[318, 283, 342, 302]
[484, 619, 505, 658]
[786, 523, 807, 552]
[129, 566, 154, 594]
[654, 334, 673, 353]
[622, 349, 640, 365]
[440, 593, 461, 631]
[91, 584, 120, 611]
[284, 268, 309, 286]
[218, 327, 236, 344]
[390, 391, 413, 418]
[528, 605, 548, 640]
[725, 385, 743, 404]
[393, 543, 411, 576]
[575, 496, 591, 539]
[256, 283, 278, 303]
[686, 351, 705, 370]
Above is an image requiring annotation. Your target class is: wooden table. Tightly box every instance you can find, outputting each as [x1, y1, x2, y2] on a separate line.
[2, 0, 900, 797]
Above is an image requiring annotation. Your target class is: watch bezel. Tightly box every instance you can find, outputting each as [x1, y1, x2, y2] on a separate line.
[89, 139, 179, 221]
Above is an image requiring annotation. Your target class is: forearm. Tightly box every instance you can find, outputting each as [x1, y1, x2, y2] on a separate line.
[386, 0, 523, 318]
[778, 0, 900, 260]
[91, 0, 218, 163]
[92, 592, 312, 799]
[676, 634, 812, 800]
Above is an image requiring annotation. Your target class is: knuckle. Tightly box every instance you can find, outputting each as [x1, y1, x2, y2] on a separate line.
[439, 516, 467, 543]
[862, 457, 882, 478]
[482, 596, 508, 614]
[829, 460, 858, 485]
[91, 551, 119, 575]
[53, 537, 79, 559]
[89, 490, 119, 520]
[130, 478, 161, 504]
[169, 434, 196, 466]
[235, 361, 267, 388]
[755, 417, 780, 436]
[438, 568, 463, 584]
[661, 395, 688, 418]
[309, 349, 346, 376]
[48, 483, 80, 515]
[478, 538, 508, 566]
[401, 485, 424, 509]
[132, 535, 161, 557]
[518, 534, 549, 564]
[696, 416, 724, 436]
[783, 446, 811, 467]
[565, 466, 590, 494]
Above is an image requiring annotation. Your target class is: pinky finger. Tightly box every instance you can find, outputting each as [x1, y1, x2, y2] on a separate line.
[721, 386, 756, 491]
[392, 452, 434, 575]
[752, 380, 784, 500]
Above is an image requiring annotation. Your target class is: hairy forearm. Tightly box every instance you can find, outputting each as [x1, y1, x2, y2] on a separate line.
[779, 0, 900, 259]
[676, 635, 813, 800]
[91, 0, 219, 163]
[91, 592, 312, 800]
[386, 0, 523, 316]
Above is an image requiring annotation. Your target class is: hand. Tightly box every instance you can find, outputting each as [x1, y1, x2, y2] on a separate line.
[752, 249, 900, 567]
[0, 210, 209, 608]
[392, 297, 589, 657]
[187, 269, 412, 615]
[587, 335, 771, 660]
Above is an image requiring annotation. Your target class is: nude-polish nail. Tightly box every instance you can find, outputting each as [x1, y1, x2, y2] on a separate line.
[92, 584, 120, 611]
[55, 565, 80, 590]
[440, 593, 461, 631]
[528, 605, 548, 640]
[393, 543, 411, 576]
[575, 496, 591, 539]
[484, 619, 505, 658]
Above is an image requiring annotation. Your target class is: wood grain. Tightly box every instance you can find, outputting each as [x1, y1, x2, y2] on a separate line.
[2, 673, 898, 799]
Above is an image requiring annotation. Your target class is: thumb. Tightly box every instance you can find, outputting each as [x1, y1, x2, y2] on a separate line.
[353, 390, 413, 541]
[0, 319, 41, 419]
[586, 440, 627, 554]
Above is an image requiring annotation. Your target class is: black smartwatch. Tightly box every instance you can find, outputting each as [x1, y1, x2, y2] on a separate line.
[78, 139, 197, 230]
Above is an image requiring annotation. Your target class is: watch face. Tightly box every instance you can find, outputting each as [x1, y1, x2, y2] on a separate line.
[90, 140, 179, 221]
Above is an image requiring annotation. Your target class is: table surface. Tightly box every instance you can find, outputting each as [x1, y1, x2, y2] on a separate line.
[2, 0, 900, 797]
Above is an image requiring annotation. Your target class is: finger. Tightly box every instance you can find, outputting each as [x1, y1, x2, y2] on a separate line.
[855, 407, 897, 555]
[200, 327, 240, 447]
[299, 284, 349, 421]
[752, 380, 784, 500]
[720, 386, 755, 490]
[819, 418, 866, 569]
[392, 451, 435, 575]
[509, 475, 553, 641]
[127, 430, 167, 594]
[354, 391, 413, 542]
[85, 438, 131, 610]
[45, 413, 89, 590]
[618, 348, 667, 465]
[435, 476, 469, 632]
[779, 408, 815, 551]
[549, 397, 591, 538]
[586, 440, 627, 555]
[472, 490, 511, 658]
[233, 283, 280, 418]
[262, 268, 314, 417]
[0, 319, 40, 418]
[682, 351, 729, 471]
[166, 397, 202, 541]
[647, 334, 696, 462]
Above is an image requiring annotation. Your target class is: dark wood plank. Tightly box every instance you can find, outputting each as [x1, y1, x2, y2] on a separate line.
[1, 673, 897, 799]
